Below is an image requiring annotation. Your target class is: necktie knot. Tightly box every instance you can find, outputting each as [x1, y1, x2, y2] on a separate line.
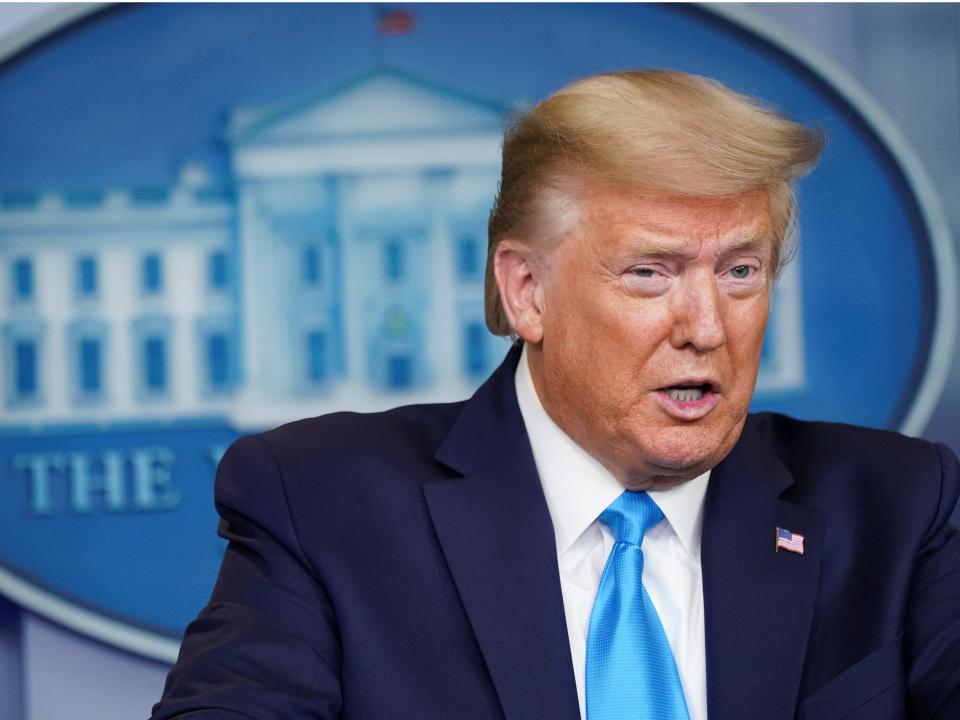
[599, 490, 663, 546]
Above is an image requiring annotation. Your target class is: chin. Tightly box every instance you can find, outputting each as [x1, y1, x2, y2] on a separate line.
[641, 430, 718, 468]
[620, 473, 694, 492]
[651, 452, 713, 478]
[631, 440, 725, 485]
[652, 415, 745, 466]
[610, 444, 710, 490]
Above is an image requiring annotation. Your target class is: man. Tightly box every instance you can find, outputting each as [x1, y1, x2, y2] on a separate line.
[152, 71, 960, 719]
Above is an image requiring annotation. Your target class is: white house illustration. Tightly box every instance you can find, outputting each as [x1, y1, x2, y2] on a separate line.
[0, 66, 804, 431]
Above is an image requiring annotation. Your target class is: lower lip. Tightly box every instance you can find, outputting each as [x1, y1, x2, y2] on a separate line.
[654, 389, 720, 421]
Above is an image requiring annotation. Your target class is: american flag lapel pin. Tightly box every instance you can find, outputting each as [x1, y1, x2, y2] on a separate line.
[775, 527, 805, 555]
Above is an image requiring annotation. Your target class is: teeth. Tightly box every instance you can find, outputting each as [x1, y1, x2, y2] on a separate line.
[668, 387, 704, 402]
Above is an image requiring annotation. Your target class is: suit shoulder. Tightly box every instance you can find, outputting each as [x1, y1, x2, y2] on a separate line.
[750, 411, 939, 465]
[250, 401, 464, 475]
[219, 403, 467, 561]
[260, 400, 465, 452]
[749, 412, 957, 512]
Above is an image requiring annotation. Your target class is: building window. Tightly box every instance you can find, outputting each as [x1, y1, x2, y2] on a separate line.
[78, 337, 102, 394]
[14, 339, 38, 397]
[132, 316, 171, 400]
[302, 245, 322, 286]
[206, 332, 230, 390]
[196, 318, 234, 396]
[387, 354, 412, 389]
[4, 324, 44, 406]
[457, 235, 481, 280]
[464, 322, 487, 377]
[384, 307, 410, 340]
[12, 258, 33, 301]
[142, 253, 163, 294]
[208, 250, 229, 291]
[306, 330, 327, 383]
[76, 255, 98, 298]
[384, 240, 404, 282]
[144, 335, 167, 392]
[68, 321, 108, 403]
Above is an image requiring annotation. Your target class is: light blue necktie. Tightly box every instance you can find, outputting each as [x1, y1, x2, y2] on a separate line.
[585, 491, 690, 720]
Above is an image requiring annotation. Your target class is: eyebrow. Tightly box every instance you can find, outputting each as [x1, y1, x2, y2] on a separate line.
[624, 233, 772, 260]
[716, 235, 772, 258]
[624, 240, 690, 258]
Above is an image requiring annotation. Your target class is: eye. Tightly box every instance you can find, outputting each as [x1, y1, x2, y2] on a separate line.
[624, 264, 671, 295]
[729, 265, 752, 279]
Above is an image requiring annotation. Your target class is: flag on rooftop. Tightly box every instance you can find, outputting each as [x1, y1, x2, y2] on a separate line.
[377, 7, 414, 36]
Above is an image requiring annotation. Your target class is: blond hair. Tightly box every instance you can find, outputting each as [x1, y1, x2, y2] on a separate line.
[485, 69, 825, 336]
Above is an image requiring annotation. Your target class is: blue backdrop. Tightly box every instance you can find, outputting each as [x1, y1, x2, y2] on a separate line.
[0, 7, 954, 719]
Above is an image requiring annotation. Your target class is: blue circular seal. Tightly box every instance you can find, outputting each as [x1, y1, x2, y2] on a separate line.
[0, 3, 953, 661]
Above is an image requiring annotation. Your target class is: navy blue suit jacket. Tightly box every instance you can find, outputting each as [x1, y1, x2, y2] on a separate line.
[153, 347, 960, 719]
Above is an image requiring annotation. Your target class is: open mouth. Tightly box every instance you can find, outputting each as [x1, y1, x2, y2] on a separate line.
[655, 380, 721, 419]
[661, 382, 716, 403]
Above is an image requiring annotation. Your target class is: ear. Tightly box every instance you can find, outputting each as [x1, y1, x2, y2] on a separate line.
[494, 239, 546, 344]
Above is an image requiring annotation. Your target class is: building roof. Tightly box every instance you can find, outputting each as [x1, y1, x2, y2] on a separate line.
[228, 65, 511, 146]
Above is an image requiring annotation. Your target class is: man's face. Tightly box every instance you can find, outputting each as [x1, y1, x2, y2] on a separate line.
[525, 186, 773, 489]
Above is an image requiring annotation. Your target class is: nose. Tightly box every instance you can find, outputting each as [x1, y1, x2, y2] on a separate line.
[669, 275, 727, 352]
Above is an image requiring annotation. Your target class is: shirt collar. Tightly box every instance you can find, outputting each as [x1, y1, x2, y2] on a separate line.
[515, 343, 710, 562]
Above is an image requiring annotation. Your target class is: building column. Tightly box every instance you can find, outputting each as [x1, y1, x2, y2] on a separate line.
[337, 175, 368, 395]
[235, 181, 278, 406]
[425, 169, 461, 391]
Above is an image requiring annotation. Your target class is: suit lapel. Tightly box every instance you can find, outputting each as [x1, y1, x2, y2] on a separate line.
[702, 417, 822, 720]
[424, 346, 580, 720]
[425, 348, 821, 720]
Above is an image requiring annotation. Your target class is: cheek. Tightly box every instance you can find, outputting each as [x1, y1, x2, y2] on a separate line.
[543, 316, 639, 421]
[729, 296, 768, 347]
[543, 284, 613, 364]
[727, 305, 768, 392]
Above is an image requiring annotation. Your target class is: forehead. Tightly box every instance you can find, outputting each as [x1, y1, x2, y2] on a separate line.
[575, 186, 773, 254]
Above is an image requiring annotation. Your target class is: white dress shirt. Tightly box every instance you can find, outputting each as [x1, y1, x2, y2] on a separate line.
[515, 345, 709, 720]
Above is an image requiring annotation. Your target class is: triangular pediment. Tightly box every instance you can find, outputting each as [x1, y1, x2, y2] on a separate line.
[231, 67, 508, 144]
